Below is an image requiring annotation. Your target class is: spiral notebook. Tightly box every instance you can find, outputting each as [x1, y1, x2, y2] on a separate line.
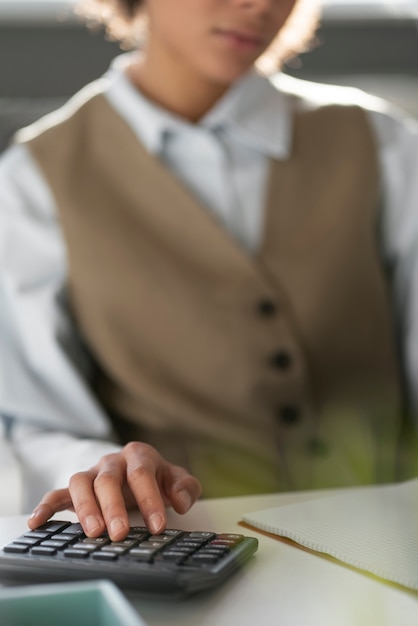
[242, 478, 418, 590]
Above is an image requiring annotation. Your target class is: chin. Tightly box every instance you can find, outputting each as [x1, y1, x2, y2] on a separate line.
[206, 63, 255, 87]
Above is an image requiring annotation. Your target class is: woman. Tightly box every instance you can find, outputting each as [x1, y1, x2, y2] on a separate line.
[0, 0, 417, 541]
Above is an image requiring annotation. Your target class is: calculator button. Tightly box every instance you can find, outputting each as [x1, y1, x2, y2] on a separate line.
[51, 533, 77, 542]
[199, 544, 228, 556]
[3, 543, 30, 554]
[13, 536, 41, 546]
[189, 553, 219, 564]
[41, 540, 72, 549]
[139, 541, 165, 550]
[72, 542, 98, 552]
[129, 526, 148, 533]
[31, 546, 58, 556]
[146, 535, 174, 544]
[92, 551, 118, 561]
[176, 539, 206, 548]
[63, 548, 90, 558]
[211, 539, 236, 547]
[36, 521, 71, 533]
[216, 534, 244, 542]
[128, 548, 157, 561]
[23, 531, 51, 539]
[187, 532, 216, 540]
[157, 551, 186, 563]
[163, 529, 184, 537]
[109, 540, 138, 548]
[98, 546, 126, 555]
[81, 537, 110, 546]
[126, 532, 148, 541]
[164, 546, 193, 554]
[61, 524, 85, 536]
[98, 545, 129, 555]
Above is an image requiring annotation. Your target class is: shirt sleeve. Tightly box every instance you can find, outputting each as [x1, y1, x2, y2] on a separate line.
[10, 422, 121, 512]
[0, 142, 120, 509]
[368, 107, 418, 418]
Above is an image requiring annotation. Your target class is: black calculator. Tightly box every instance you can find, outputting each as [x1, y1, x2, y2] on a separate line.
[0, 520, 258, 597]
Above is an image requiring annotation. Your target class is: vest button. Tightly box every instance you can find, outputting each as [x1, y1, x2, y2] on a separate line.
[278, 405, 300, 425]
[269, 350, 292, 370]
[257, 299, 277, 317]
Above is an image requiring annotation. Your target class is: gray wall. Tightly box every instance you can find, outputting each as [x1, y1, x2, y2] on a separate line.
[0, 15, 417, 98]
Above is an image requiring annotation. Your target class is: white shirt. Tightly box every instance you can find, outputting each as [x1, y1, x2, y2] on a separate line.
[1, 55, 418, 510]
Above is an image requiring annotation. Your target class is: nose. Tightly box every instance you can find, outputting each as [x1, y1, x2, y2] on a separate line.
[235, 0, 274, 8]
[234, 0, 279, 17]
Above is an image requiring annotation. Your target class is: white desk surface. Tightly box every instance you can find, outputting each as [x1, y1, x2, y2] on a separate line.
[1, 489, 417, 626]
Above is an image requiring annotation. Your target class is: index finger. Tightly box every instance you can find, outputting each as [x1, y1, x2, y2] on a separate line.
[124, 443, 167, 534]
[28, 488, 74, 530]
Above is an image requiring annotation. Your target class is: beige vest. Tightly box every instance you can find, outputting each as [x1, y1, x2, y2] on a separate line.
[20, 86, 407, 496]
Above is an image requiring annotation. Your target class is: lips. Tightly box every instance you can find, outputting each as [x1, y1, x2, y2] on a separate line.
[213, 27, 266, 49]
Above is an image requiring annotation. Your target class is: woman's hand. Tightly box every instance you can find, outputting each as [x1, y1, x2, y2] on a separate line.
[28, 441, 202, 541]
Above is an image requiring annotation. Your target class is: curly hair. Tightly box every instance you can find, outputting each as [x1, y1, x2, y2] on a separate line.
[77, 0, 321, 73]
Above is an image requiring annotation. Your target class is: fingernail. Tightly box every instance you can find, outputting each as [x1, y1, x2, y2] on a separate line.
[176, 489, 192, 512]
[85, 515, 101, 535]
[148, 513, 164, 534]
[110, 518, 126, 538]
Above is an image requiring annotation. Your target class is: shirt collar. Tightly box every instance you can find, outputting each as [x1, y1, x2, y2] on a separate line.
[201, 69, 292, 159]
[105, 53, 292, 160]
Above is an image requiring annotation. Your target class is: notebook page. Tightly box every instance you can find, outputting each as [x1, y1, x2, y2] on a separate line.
[242, 479, 418, 590]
